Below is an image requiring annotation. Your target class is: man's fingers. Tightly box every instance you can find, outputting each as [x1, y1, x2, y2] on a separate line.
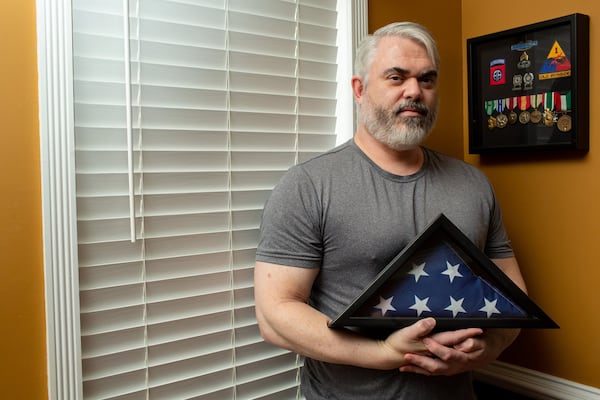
[429, 327, 483, 346]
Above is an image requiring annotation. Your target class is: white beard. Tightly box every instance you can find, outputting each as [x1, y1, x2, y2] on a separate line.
[360, 95, 438, 150]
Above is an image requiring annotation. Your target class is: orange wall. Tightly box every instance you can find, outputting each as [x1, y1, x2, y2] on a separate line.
[462, 0, 600, 388]
[0, 0, 48, 397]
[370, 0, 600, 389]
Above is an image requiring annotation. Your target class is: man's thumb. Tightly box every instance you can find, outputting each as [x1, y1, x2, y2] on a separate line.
[410, 317, 436, 338]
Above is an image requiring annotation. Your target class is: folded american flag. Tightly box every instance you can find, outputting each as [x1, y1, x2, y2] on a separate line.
[355, 239, 527, 319]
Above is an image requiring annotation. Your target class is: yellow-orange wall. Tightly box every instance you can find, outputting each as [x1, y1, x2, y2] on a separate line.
[371, 0, 600, 389]
[3, 0, 598, 396]
[462, 0, 600, 388]
[0, 0, 47, 397]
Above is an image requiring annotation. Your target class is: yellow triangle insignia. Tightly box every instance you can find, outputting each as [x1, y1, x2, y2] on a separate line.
[546, 40, 566, 59]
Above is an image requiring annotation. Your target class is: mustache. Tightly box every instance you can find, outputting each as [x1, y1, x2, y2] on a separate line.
[394, 101, 429, 116]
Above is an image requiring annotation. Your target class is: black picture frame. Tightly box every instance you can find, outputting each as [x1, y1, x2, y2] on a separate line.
[467, 14, 589, 154]
[328, 214, 558, 332]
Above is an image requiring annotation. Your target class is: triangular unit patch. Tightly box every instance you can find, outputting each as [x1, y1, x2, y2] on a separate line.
[539, 40, 572, 80]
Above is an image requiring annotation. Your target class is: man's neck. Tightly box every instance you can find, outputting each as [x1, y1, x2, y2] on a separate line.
[353, 127, 424, 176]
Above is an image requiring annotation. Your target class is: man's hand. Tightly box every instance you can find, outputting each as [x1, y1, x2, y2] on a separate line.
[399, 328, 517, 376]
[380, 319, 483, 368]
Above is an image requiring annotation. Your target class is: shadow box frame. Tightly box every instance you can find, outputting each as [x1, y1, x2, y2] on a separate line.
[467, 13, 589, 154]
[328, 214, 558, 332]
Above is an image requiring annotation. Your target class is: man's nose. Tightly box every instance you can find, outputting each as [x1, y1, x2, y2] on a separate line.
[402, 77, 423, 101]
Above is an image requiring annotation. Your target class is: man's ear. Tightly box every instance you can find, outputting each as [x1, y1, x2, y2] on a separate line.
[351, 75, 364, 103]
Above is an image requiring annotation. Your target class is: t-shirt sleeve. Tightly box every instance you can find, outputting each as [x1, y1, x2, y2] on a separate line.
[255, 165, 323, 268]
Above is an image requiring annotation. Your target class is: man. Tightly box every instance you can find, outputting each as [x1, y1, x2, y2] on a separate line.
[254, 22, 527, 399]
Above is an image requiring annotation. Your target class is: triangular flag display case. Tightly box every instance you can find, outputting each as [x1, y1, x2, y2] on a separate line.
[329, 214, 558, 331]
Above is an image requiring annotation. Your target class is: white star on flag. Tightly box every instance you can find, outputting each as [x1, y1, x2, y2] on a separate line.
[441, 261, 463, 283]
[409, 295, 431, 316]
[444, 296, 466, 317]
[374, 296, 396, 316]
[408, 262, 429, 282]
[479, 298, 501, 318]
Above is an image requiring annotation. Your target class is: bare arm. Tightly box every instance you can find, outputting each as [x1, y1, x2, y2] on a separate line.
[254, 261, 481, 370]
[400, 256, 526, 375]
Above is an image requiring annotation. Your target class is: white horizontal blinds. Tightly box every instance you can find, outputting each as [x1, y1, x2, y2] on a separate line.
[295, 0, 338, 163]
[228, 1, 303, 399]
[74, 1, 147, 398]
[73, 0, 339, 399]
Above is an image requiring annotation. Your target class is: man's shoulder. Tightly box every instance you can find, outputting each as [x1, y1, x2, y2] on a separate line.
[274, 140, 358, 189]
[424, 147, 465, 164]
[425, 148, 485, 172]
[290, 140, 360, 175]
[300, 140, 356, 164]
[423, 148, 492, 188]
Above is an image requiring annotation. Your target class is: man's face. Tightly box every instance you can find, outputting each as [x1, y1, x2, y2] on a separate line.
[359, 36, 439, 150]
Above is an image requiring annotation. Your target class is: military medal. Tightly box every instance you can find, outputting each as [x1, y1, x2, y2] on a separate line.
[496, 99, 508, 128]
[518, 95, 530, 124]
[557, 115, 572, 132]
[496, 115, 508, 128]
[511, 40, 538, 68]
[530, 94, 543, 124]
[512, 74, 522, 91]
[507, 97, 518, 124]
[556, 91, 572, 132]
[543, 109, 555, 127]
[517, 51, 531, 69]
[523, 72, 534, 90]
[543, 91, 556, 127]
[485, 100, 496, 130]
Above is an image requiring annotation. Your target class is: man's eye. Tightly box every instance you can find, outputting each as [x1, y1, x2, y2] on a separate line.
[419, 78, 437, 87]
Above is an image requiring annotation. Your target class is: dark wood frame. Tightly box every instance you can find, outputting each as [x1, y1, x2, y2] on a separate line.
[467, 14, 589, 154]
[328, 214, 558, 331]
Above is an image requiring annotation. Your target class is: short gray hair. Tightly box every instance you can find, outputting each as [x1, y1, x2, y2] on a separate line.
[354, 22, 440, 87]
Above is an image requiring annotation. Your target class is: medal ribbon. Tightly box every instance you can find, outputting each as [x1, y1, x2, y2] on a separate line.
[485, 100, 494, 115]
[520, 95, 530, 111]
[545, 91, 555, 110]
[554, 92, 562, 113]
[505, 97, 512, 110]
[561, 91, 571, 112]
[536, 93, 544, 108]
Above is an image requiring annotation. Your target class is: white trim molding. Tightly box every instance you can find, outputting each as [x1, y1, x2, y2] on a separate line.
[36, 0, 82, 399]
[476, 361, 600, 400]
[335, 0, 368, 145]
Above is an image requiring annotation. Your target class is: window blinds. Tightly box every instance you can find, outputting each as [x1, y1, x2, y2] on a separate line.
[72, 0, 339, 398]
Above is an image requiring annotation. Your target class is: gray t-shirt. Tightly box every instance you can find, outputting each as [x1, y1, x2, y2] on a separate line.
[256, 140, 513, 400]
